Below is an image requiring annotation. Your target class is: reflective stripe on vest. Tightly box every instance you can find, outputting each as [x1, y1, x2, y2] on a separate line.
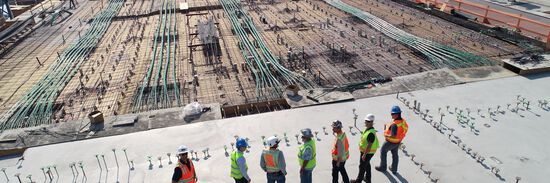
[384, 119, 409, 143]
[177, 161, 196, 183]
[331, 132, 349, 161]
[359, 128, 379, 154]
[298, 139, 316, 170]
[230, 151, 247, 179]
[263, 150, 280, 172]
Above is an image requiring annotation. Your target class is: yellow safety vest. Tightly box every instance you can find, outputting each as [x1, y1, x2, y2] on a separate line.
[298, 139, 316, 170]
[359, 128, 379, 154]
[230, 151, 247, 179]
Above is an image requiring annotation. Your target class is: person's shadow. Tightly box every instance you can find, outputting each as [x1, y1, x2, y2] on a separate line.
[382, 171, 409, 183]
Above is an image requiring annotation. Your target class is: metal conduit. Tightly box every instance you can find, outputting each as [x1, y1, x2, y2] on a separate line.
[219, 0, 313, 100]
[132, 0, 181, 113]
[324, 0, 494, 69]
[0, 0, 124, 131]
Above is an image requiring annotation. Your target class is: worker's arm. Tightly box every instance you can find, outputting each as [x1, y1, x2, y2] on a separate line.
[171, 167, 181, 183]
[237, 157, 251, 181]
[385, 124, 397, 137]
[279, 151, 287, 175]
[260, 152, 267, 172]
[362, 133, 375, 159]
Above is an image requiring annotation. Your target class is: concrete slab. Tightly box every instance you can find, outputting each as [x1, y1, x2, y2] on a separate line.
[394, 68, 464, 91]
[452, 65, 518, 82]
[0, 103, 222, 151]
[0, 73, 548, 182]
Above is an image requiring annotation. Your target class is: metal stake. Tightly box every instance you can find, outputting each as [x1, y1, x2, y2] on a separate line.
[158, 157, 163, 168]
[112, 149, 120, 169]
[26, 174, 32, 183]
[147, 156, 153, 169]
[78, 161, 86, 178]
[123, 148, 131, 168]
[129, 160, 135, 171]
[101, 155, 109, 172]
[14, 173, 21, 183]
[167, 153, 173, 164]
[53, 165, 59, 179]
[1, 168, 8, 181]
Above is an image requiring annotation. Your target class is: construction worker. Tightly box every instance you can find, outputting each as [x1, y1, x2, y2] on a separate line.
[331, 120, 350, 183]
[298, 128, 316, 183]
[260, 136, 287, 183]
[375, 106, 409, 174]
[351, 114, 379, 183]
[172, 145, 198, 183]
[231, 138, 251, 183]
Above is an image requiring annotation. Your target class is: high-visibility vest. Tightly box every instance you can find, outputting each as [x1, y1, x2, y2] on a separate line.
[262, 149, 281, 173]
[230, 151, 247, 179]
[331, 132, 349, 161]
[176, 160, 196, 183]
[359, 128, 379, 154]
[384, 119, 409, 143]
[298, 139, 316, 170]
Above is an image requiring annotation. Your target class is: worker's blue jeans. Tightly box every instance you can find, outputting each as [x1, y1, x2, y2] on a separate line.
[267, 171, 286, 183]
[379, 141, 400, 171]
[300, 169, 313, 183]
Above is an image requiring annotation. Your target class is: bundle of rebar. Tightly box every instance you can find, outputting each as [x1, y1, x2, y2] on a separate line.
[0, 0, 124, 131]
[132, 0, 181, 113]
[219, 0, 313, 99]
[324, 0, 494, 69]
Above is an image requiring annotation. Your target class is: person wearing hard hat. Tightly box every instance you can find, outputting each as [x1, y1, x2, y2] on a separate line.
[298, 128, 316, 183]
[375, 106, 409, 174]
[231, 138, 251, 183]
[172, 145, 198, 183]
[351, 114, 379, 183]
[331, 120, 350, 183]
[260, 136, 287, 183]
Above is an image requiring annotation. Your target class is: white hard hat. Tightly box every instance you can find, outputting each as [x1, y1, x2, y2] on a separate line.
[364, 114, 375, 121]
[177, 145, 190, 154]
[266, 136, 280, 147]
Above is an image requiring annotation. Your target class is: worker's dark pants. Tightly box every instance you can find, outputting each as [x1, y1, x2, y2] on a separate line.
[356, 153, 374, 182]
[379, 141, 400, 171]
[267, 171, 286, 183]
[234, 177, 248, 183]
[332, 160, 350, 183]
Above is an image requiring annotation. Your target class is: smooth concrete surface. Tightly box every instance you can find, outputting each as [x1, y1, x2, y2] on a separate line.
[0, 73, 549, 183]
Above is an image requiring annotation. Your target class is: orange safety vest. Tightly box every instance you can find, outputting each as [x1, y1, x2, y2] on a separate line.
[177, 160, 196, 183]
[384, 119, 408, 143]
[331, 132, 349, 161]
[263, 149, 281, 173]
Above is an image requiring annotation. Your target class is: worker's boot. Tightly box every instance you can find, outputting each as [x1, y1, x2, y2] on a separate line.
[389, 167, 398, 174]
[374, 166, 386, 172]
[350, 179, 360, 183]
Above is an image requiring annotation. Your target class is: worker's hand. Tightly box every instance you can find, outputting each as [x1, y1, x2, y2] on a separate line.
[361, 154, 366, 161]
[300, 168, 305, 175]
[194, 177, 198, 182]
[336, 161, 341, 167]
